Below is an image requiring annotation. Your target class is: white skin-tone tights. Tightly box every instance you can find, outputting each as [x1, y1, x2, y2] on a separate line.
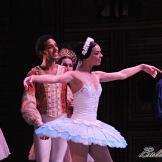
[68, 141, 113, 162]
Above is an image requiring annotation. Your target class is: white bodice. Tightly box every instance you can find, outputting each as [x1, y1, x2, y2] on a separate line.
[72, 83, 102, 121]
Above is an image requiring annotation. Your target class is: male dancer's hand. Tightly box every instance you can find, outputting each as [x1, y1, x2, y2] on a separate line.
[35, 124, 50, 140]
[40, 136, 49, 140]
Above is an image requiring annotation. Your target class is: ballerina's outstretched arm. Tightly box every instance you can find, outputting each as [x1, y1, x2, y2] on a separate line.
[23, 71, 74, 90]
[95, 64, 161, 82]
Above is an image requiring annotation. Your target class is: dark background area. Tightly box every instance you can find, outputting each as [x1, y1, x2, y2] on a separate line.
[1, 0, 162, 161]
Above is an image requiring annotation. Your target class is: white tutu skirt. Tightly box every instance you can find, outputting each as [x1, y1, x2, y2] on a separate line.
[0, 129, 10, 160]
[35, 116, 127, 148]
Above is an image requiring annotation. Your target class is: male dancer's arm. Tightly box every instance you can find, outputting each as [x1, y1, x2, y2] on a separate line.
[21, 69, 43, 128]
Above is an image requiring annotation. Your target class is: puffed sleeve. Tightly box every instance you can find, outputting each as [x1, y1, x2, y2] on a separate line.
[21, 68, 43, 127]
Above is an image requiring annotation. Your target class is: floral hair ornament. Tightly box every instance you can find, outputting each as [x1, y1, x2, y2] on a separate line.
[82, 37, 94, 56]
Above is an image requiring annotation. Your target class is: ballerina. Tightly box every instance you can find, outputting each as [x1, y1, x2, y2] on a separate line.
[24, 37, 161, 162]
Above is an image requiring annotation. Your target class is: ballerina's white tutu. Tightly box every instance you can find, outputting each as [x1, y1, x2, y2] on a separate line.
[35, 83, 127, 148]
[0, 128, 10, 160]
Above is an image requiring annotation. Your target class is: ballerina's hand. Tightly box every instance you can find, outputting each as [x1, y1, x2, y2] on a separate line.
[23, 75, 34, 90]
[143, 64, 161, 78]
